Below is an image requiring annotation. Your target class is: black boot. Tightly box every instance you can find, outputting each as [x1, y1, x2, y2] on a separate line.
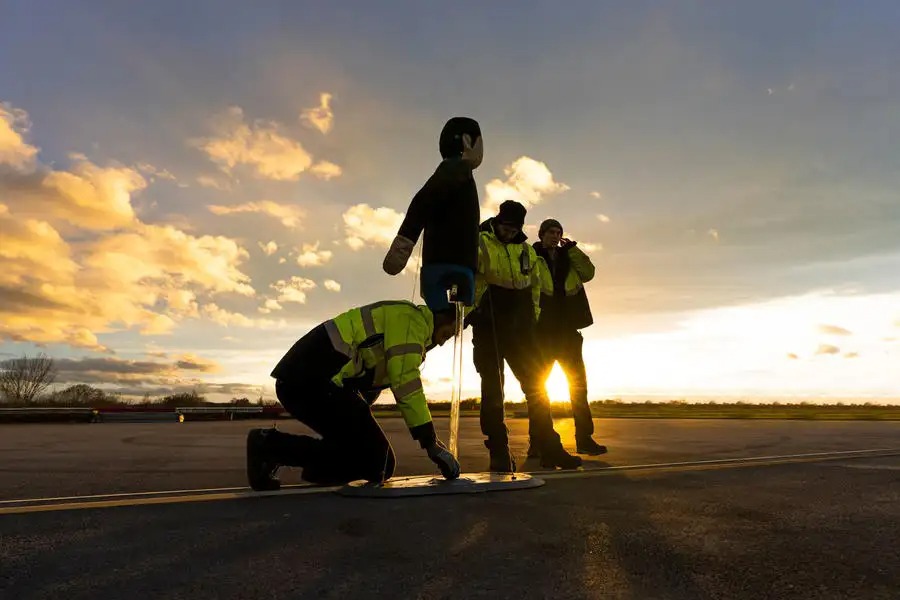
[526, 438, 541, 459]
[540, 444, 583, 470]
[246, 428, 282, 491]
[485, 440, 516, 473]
[576, 437, 608, 456]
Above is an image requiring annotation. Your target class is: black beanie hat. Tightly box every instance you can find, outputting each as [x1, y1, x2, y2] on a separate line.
[539, 218, 563, 238]
[439, 117, 482, 159]
[496, 200, 526, 227]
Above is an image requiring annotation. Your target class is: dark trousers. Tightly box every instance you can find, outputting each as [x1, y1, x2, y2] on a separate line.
[532, 329, 594, 442]
[268, 325, 395, 484]
[472, 322, 562, 451]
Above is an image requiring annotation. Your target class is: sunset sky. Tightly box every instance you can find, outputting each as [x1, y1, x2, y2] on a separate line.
[2, 1, 899, 403]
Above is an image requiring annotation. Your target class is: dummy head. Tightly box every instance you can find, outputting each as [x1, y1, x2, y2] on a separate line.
[439, 117, 483, 169]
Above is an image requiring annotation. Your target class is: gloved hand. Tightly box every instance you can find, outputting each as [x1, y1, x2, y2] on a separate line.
[382, 235, 415, 275]
[425, 439, 461, 480]
[560, 238, 577, 250]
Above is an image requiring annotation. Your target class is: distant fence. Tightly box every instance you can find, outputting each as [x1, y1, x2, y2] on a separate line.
[0, 406, 288, 424]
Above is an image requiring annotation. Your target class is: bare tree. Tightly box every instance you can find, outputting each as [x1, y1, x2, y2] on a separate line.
[0, 353, 57, 404]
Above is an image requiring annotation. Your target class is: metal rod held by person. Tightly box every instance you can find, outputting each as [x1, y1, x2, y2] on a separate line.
[448, 284, 464, 458]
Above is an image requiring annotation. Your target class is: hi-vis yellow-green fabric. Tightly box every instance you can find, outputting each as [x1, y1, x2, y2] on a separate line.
[471, 230, 542, 320]
[324, 301, 433, 429]
[535, 246, 595, 297]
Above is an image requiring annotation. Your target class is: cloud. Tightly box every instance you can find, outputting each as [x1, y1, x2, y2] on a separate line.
[815, 344, 841, 356]
[259, 298, 283, 313]
[272, 276, 317, 305]
[0, 102, 39, 171]
[818, 324, 853, 336]
[173, 354, 220, 372]
[201, 303, 284, 329]
[135, 162, 176, 182]
[196, 106, 317, 181]
[590, 191, 602, 199]
[342, 203, 404, 250]
[707, 228, 720, 242]
[597, 214, 611, 223]
[844, 352, 859, 359]
[323, 279, 342, 292]
[483, 156, 569, 217]
[579, 242, 603, 253]
[0, 101, 263, 350]
[295, 242, 333, 267]
[2, 156, 146, 230]
[196, 175, 231, 190]
[300, 93, 335, 135]
[310, 160, 342, 180]
[787, 353, 799, 360]
[259, 241, 279, 256]
[54, 354, 219, 385]
[208, 200, 304, 228]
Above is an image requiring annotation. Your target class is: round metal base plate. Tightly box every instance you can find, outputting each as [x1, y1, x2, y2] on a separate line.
[338, 472, 544, 498]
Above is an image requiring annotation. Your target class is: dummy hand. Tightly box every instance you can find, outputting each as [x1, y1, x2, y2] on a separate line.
[425, 439, 461, 480]
[560, 238, 577, 250]
[382, 235, 416, 275]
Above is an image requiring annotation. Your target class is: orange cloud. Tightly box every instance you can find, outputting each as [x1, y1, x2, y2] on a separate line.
[310, 160, 343, 180]
[818, 324, 853, 336]
[208, 200, 304, 229]
[323, 279, 342, 292]
[815, 344, 841, 356]
[0, 102, 39, 171]
[342, 203, 404, 250]
[300, 93, 334, 134]
[196, 106, 340, 181]
[0, 102, 262, 350]
[295, 242, 332, 267]
[483, 156, 569, 218]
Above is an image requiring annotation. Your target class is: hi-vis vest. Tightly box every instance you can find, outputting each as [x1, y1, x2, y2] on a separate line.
[324, 301, 433, 429]
[471, 231, 542, 320]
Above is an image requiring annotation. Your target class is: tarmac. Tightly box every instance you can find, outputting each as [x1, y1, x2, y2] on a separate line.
[1, 418, 898, 599]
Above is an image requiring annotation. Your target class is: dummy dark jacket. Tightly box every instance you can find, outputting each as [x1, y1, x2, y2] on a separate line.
[533, 242, 594, 332]
[396, 158, 480, 273]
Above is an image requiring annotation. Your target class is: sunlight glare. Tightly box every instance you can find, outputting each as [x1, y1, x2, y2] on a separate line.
[545, 362, 570, 403]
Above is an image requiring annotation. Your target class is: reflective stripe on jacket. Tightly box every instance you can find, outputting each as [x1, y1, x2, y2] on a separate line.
[325, 301, 434, 429]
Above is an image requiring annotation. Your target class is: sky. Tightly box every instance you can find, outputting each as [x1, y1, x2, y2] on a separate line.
[2, 1, 899, 403]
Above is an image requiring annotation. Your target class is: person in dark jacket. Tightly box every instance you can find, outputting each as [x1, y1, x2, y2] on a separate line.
[465, 201, 583, 472]
[382, 117, 483, 311]
[531, 218, 607, 456]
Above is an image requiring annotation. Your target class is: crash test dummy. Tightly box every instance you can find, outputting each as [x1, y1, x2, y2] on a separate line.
[382, 117, 483, 311]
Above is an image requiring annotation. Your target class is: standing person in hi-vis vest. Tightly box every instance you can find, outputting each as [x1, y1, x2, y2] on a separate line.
[465, 200, 583, 473]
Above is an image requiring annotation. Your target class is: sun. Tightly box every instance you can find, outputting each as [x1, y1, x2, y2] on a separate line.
[544, 362, 570, 403]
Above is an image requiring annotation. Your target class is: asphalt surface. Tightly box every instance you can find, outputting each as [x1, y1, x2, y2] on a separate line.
[1, 418, 898, 599]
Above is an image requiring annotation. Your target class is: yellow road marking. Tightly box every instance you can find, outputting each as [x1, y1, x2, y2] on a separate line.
[1, 448, 897, 516]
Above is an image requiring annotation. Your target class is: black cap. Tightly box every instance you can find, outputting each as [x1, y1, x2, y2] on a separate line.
[439, 117, 482, 159]
[496, 200, 526, 228]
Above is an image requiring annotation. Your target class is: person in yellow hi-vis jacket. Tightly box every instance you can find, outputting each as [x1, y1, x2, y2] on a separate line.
[464, 200, 582, 473]
[530, 219, 607, 458]
[246, 301, 461, 491]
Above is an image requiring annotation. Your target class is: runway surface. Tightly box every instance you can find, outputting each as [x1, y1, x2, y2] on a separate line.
[1, 418, 898, 599]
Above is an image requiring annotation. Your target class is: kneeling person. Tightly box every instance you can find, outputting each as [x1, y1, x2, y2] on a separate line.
[246, 301, 461, 491]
